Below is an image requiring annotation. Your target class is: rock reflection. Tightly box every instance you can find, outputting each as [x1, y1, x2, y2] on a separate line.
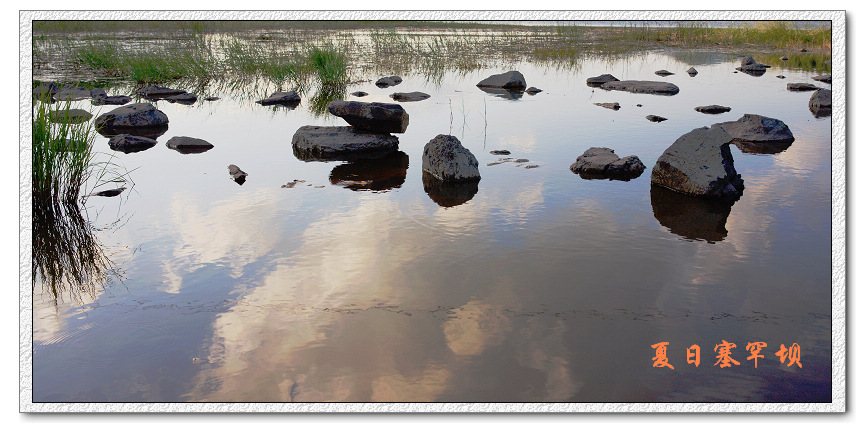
[650, 184, 734, 243]
[422, 171, 479, 207]
[733, 139, 794, 155]
[329, 151, 409, 191]
[96, 124, 169, 140]
[478, 87, 523, 100]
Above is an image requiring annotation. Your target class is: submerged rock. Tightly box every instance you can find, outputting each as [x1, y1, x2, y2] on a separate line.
[389, 91, 430, 102]
[33, 82, 58, 100]
[787, 83, 820, 92]
[291, 126, 399, 161]
[476, 71, 527, 90]
[650, 125, 744, 199]
[228, 165, 248, 185]
[375, 75, 403, 88]
[687, 67, 698, 76]
[256, 91, 301, 106]
[526, 87, 542, 95]
[809, 88, 831, 117]
[569, 147, 645, 180]
[776, 75, 786, 79]
[586, 74, 619, 87]
[421, 134, 481, 182]
[813, 74, 832, 84]
[107, 134, 157, 153]
[48, 108, 92, 124]
[600, 80, 680, 95]
[594, 102, 620, 110]
[94, 103, 169, 130]
[655, 69, 674, 76]
[166, 136, 214, 154]
[712, 114, 795, 145]
[694, 105, 731, 114]
[327, 100, 409, 133]
[646, 115, 668, 122]
[163, 92, 198, 104]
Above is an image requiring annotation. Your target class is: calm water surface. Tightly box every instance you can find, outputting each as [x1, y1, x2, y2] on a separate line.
[32, 50, 832, 403]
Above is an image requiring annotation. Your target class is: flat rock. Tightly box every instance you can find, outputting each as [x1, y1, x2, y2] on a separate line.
[256, 91, 301, 106]
[490, 150, 511, 155]
[650, 125, 744, 199]
[421, 134, 481, 182]
[694, 105, 731, 114]
[375, 76, 403, 88]
[135, 85, 187, 98]
[94, 103, 169, 130]
[92, 94, 133, 105]
[327, 100, 409, 133]
[586, 74, 619, 87]
[600, 80, 680, 95]
[476, 71, 526, 89]
[526, 87, 542, 95]
[204, 96, 220, 101]
[351, 91, 368, 97]
[164, 92, 198, 104]
[813, 74, 831, 84]
[780, 56, 789, 61]
[166, 136, 214, 154]
[712, 114, 795, 144]
[291, 126, 399, 161]
[655, 69, 674, 76]
[91, 187, 126, 197]
[55, 86, 92, 101]
[646, 115, 668, 122]
[48, 108, 92, 124]
[389, 91, 430, 102]
[776, 75, 786, 79]
[787, 83, 820, 91]
[569, 147, 645, 180]
[228, 164, 248, 185]
[595, 102, 620, 110]
[107, 134, 157, 153]
[809, 88, 831, 117]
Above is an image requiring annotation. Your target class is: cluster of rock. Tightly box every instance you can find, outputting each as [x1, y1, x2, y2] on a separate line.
[569, 148, 645, 180]
[475, 71, 542, 99]
[736, 56, 770, 76]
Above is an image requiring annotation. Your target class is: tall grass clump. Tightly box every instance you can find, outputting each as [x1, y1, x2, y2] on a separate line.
[305, 44, 348, 88]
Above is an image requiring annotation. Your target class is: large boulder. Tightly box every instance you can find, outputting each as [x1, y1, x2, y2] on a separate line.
[600, 80, 680, 95]
[389, 91, 430, 102]
[586, 74, 619, 87]
[327, 100, 409, 133]
[712, 114, 794, 144]
[107, 134, 157, 153]
[94, 103, 169, 130]
[476, 71, 526, 90]
[569, 147, 645, 180]
[421, 134, 481, 182]
[166, 136, 214, 154]
[291, 126, 399, 161]
[809, 88, 831, 117]
[256, 91, 301, 106]
[787, 83, 820, 92]
[650, 125, 744, 199]
[375, 76, 403, 88]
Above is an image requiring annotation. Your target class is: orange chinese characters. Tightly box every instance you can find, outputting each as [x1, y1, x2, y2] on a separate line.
[746, 342, 768, 368]
[687, 344, 701, 367]
[713, 340, 740, 368]
[651, 342, 674, 370]
[776, 343, 803, 368]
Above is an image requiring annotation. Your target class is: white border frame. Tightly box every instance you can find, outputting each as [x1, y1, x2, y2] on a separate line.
[19, 10, 846, 413]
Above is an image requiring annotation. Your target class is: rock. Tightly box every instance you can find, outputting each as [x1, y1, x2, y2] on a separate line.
[329, 151, 409, 191]
[694, 105, 731, 114]
[646, 115, 667, 122]
[712, 114, 795, 144]
[687, 67, 698, 76]
[281, 180, 306, 188]
[92, 94, 133, 105]
[107, 134, 157, 153]
[90, 88, 107, 99]
[514, 158, 529, 163]
[421, 134, 481, 182]
[490, 150, 511, 155]
[166, 136, 214, 154]
[55, 86, 92, 101]
[327, 100, 409, 133]
[586, 74, 619, 87]
[478, 87, 523, 100]
[256, 91, 301, 106]
[33, 82, 58, 100]
[594, 102, 620, 110]
[351, 91, 368, 97]
[94, 103, 169, 130]
[776, 75, 786, 79]
[813, 74, 831, 84]
[636, 104, 643, 107]
[800, 48, 808, 52]
[650, 125, 744, 199]
[787, 83, 820, 91]
[780, 56, 789, 61]
[91, 187, 126, 197]
[135, 85, 187, 99]
[569, 147, 645, 180]
[375, 76, 403, 88]
[651, 184, 733, 243]
[389, 91, 430, 102]
[476, 71, 527, 90]
[422, 172, 479, 208]
[48, 108, 92, 124]
[736, 56, 769, 74]
[163, 92, 198, 104]
[228, 165, 247, 185]
[526, 87, 542, 95]
[655, 70, 674, 76]
[809, 88, 831, 117]
[600, 80, 679, 95]
[291, 126, 399, 161]
[204, 96, 220, 101]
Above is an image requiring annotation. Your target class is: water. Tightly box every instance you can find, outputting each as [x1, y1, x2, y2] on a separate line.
[31, 49, 832, 403]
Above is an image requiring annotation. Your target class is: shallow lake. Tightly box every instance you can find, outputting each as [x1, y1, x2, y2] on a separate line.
[32, 47, 832, 403]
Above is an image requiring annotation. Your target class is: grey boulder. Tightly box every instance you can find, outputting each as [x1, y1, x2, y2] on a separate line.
[48, 108, 91, 124]
[327, 100, 409, 133]
[256, 91, 301, 106]
[228, 165, 248, 185]
[375, 76, 403, 88]
[646, 115, 668, 122]
[389, 91, 430, 102]
[291, 126, 399, 161]
[809, 88, 831, 117]
[586, 74, 619, 86]
[813, 74, 831, 84]
[55, 86, 92, 101]
[166, 136, 214, 154]
[135, 85, 187, 98]
[569, 147, 645, 180]
[476, 71, 527, 90]
[655, 69, 674, 76]
[421, 134, 481, 182]
[107, 134, 157, 153]
[600, 80, 680, 95]
[94, 103, 169, 129]
[650, 125, 744, 199]
[163, 92, 198, 104]
[787, 83, 820, 92]
[687, 67, 698, 76]
[91, 88, 132, 106]
[526, 87, 542, 95]
[712, 114, 794, 144]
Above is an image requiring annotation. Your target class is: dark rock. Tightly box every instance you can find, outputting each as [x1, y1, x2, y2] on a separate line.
[94, 103, 169, 130]
[586, 74, 619, 87]
[389, 91, 430, 102]
[636, 104, 643, 107]
[787, 83, 820, 92]
[813, 74, 832, 84]
[256, 91, 301, 106]
[687, 67, 698, 76]
[650, 125, 743, 199]
[329, 151, 409, 191]
[712, 114, 795, 145]
[600, 80, 680, 95]
[569, 147, 645, 180]
[90, 88, 107, 99]
[281, 180, 306, 188]
[736, 56, 770, 75]
[33, 82, 58, 100]
[651, 184, 733, 243]
[800, 48, 808, 52]
[55, 86, 92, 101]
[135, 85, 187, 99]
[166, 136, 214, 154]
[96, 124, 169, 140]
[526, 87, 542, 95]
[694, 105, 731, 114]
[490, 150, 511, 155]
[594, 102, 620, 110]
[476, 71, 527, 90]
[351, 91, 369, 97]
[422, 171, 479, 208]
[228, 165, 248, 185]
[655, 69, 674, 76]
[776, 75, 786, 79]
[204, 96, 220, 101]
[91, 187, 126, 197]
[107, 134, 157, 153]
[163, 92, 198, 104]
[421, 134, 481, 182]
[48, 108, 91, 124]
[646, 115, 667, 122]
[92, 94, 133, 105]
[291, 126, 399, 162]
[780, 56, 789, 61]
[809, 88, 831, 118]
[375, 76, 403, 88]
[733, 140, 794, 155]
[327, 100, 409, 133]
[514, 158, 529, 163]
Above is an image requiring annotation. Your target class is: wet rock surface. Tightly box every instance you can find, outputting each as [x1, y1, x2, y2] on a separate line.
[570, 147, 645, 180]
[687, 67, 698, 76]
[327, 100, 409, 133]
[228, 164, 248, 185]
[600, 80, 680, 95]
[809, 88, 831, 117]
[525, 87, 542, 95]
[694, 105, 731, 114]
[586, 74, 619, 87]
[375, 76, 403, 88]
[94, 103, 169, 130]
[166, 136, 214, 154]
[655, 69, 674, 76]
[389, 91, 430, 102]
[48, 108, 92, 124]
[712, 114, 795, 144]
[421, 134, 481, 182]
[136, 85, 187, 99]
[256, 91, 301, 106]
[163, 92, 198, 104]
[476, 71, 527, 89]
[55, 86, 92, 101]
[594, 102, 620, 110]
[351, 91, 369, 97]
[291, 126, 399, 161]
[107, 134, 158, 153]
[650, 125, 744, 199]
[490, 150, 511, 155]
[813, 74, 832, 84]
[646, 115, 668, 122]
[736, 56, 770, 74]
[787, 83, 820, 92]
